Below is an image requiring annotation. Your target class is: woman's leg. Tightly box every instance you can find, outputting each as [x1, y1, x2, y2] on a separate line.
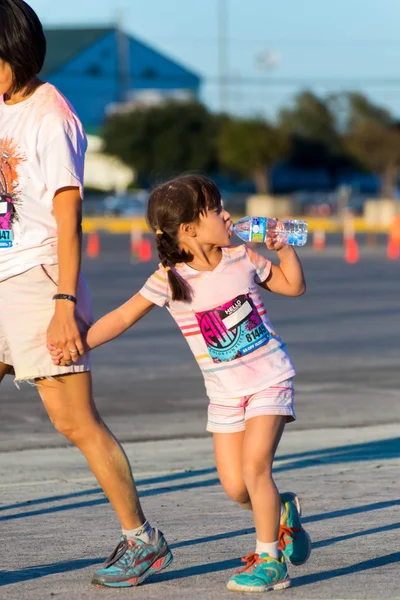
[0, 362, 14, 383]
[213, 430, 252, 510]
[242, 415, 286, 543]
[37, 371, 145, 530]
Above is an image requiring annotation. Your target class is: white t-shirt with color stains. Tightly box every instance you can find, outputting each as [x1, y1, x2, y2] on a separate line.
[140, 245, 296, 399]
[0, 83, 87, 282]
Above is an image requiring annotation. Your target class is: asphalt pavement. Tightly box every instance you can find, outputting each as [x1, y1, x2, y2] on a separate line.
[1, 236, 399, 599]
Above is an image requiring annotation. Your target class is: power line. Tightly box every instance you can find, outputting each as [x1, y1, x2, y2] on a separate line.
[209, 76, 400, 86]
[53, 72, 400, 87]
[153, 35, 400, 47]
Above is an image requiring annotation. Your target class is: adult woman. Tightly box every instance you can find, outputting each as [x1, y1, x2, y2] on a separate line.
[0, 0, 171, 588]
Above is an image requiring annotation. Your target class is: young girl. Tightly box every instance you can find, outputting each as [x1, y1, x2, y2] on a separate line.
[51, 174, 311, 592]
[0, 0, 171, 590]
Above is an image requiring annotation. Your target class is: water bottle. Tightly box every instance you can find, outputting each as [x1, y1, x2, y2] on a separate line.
[232, 217, 308, 247]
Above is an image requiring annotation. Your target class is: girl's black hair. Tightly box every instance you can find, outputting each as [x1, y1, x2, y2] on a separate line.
[0, 0, 46, 92]
[147, 174, 222, 302]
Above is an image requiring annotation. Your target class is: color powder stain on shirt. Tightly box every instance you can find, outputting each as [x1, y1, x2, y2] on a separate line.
[34, 83, 77, 123]
[0, 137, 26, 228]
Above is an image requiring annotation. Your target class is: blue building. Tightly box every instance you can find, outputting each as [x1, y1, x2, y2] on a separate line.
[40, 27, 201, 131]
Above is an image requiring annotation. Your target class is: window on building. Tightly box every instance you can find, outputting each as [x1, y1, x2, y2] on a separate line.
[86, 64, 103, 77]
[141, 67, 158, 80]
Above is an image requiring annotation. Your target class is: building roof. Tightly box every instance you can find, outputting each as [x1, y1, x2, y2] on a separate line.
[41, 27, 200, 82]
[41, 28, 114, 78]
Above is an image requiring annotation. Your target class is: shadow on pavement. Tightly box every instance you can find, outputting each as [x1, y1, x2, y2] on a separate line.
[292, 551, 400, 588]
[0, 467, 217, 513]
[277, 437, 400, 464]
[314, 521, 400, 549]
[2, 519, 400, 587]
[171, 518, 400, 551]
[0, 558, 102, 587]
[2, 436, 400, 522]
[0, 473, 220, 522]
[149, 558, 242, 583]
[150, 551, 400, 585]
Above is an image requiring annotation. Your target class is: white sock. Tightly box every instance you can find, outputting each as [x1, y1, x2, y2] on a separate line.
[123, 520, 154, 543]
[281, 501, 286, 521]
[256, 540, 279, 559]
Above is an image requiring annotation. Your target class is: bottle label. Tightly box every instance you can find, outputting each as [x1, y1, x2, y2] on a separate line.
[250, 217, 266, 242]
[195, 293, 271, 363]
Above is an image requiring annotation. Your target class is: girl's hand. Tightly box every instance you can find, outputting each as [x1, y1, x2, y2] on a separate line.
[266, 234, 286, 252]
[47, 342, 64, 366]
[47, 333, 89, 366]
[266, 219, 286, 252]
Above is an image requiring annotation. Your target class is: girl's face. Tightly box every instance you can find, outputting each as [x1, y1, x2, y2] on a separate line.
[0, 60, 14, 97]
[194, 204, 233, 248]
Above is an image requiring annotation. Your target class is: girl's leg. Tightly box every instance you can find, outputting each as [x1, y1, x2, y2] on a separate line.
[213, 430, 252, 510]
[242, 415, 286, 543]
[37, 371, 145, 529]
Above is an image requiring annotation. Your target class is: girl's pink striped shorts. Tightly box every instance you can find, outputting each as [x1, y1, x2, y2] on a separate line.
[206, 378, 295, 433]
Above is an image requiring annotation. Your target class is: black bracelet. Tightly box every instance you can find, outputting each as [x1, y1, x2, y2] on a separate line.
[53, 294, 77, 304]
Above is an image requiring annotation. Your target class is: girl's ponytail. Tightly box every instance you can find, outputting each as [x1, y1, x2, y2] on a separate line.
[155, 233, 192, 302]
[147, 175, 223, 302]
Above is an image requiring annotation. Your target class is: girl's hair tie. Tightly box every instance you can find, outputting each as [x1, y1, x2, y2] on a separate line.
[165, 266, 171, 272]
[156, 229, 163, 235]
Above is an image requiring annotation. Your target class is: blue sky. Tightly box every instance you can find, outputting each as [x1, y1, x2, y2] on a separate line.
[30, 0, 400, 120]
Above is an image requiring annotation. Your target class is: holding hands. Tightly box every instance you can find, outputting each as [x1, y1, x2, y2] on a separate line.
[46, 302, 86, 366]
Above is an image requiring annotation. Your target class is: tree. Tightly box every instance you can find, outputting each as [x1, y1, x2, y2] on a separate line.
[345, 123, 400, 197]
[217, 117, 288, 193]
[102, 101, 219, 183]
[330, 93, 400, 196]
[279, 91, 347, 177]
[328, 92, 392, 133]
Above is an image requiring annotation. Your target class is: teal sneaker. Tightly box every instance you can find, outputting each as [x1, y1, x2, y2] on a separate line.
[279, 492, 312, 566]
[91, 530, 173, 588]
[227, 552, 290, 593]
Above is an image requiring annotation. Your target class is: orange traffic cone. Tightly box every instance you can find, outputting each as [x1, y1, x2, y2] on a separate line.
[139, 238, 152, 262]
[387, 235, 400, 260]
[130, 223, 142, 262]
[86, 231, 100, 258]
[313, 230, 326, 251]
[344, 237, 359, 264]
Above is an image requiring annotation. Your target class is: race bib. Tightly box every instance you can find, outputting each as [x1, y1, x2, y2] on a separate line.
[0, 197, 14, 248]
[195, 293, 271, 363]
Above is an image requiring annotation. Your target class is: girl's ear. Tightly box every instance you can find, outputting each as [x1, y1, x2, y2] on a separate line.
[179, 222, 197, 238]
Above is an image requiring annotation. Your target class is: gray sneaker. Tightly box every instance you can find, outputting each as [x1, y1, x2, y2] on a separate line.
[92, 529, 173, 588]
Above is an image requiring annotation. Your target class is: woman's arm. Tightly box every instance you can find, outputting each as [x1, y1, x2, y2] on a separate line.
[46, 187, 84, 363]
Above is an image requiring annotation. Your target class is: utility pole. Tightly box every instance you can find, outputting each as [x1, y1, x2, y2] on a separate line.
[217, 0, 229, 113]
[116, 8, 130, 103]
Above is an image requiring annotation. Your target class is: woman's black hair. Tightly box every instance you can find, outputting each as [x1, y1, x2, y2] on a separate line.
[147, 174, 222, 302]
[0, 0, 46, 92]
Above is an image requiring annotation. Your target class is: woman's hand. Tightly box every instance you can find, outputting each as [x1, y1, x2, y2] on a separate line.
[46, 302, 84, 365]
